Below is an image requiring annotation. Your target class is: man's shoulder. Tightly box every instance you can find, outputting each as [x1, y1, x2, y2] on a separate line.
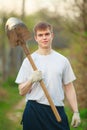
[53, 50, 67, 60]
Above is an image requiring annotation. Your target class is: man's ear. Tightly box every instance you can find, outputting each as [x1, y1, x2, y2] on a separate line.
[51, 32, 54, 39]
[34, 36, 37, 41]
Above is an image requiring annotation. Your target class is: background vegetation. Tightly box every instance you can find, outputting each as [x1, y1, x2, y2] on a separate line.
[0, 0, 87, 130]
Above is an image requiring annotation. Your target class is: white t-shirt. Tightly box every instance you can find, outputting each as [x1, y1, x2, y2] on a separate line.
[15, 50, 76, 106]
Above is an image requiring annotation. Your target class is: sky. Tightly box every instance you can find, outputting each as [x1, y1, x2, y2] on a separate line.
[0, 0, 79, 19]
[0, 0, 37, 14]
[0, 0, 68, 16]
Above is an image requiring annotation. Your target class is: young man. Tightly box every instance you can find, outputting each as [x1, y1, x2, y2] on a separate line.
[15, 22, 81, 130]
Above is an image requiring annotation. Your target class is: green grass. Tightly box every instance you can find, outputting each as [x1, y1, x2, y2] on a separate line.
[0, 77, 87, 130]
[0, 77, 23, 130]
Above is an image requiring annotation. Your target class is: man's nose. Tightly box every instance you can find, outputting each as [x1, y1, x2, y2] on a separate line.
[43, 35, 46, 39]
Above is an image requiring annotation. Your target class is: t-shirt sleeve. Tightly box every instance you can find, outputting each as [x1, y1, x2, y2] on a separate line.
[62, 58, 76, 85]
[15, 58, 33, 84]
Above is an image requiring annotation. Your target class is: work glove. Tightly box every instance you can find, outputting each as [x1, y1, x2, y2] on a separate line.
[71, 112, 81, 128]
[30, 70, 42, 83]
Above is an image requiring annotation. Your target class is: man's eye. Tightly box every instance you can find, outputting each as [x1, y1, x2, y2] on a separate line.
[45, 33, 50, 36]
[38, 34, 43, 37]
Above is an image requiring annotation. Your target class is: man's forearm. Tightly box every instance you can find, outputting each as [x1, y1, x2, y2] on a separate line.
[18, 80, 32, 96]
[18, 70, 43, 96]
[64, 83, 79, 112]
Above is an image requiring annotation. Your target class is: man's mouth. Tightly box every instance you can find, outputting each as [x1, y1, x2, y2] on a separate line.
[42, 41, 48, 44]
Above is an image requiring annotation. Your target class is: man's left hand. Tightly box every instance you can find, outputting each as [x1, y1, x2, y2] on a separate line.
[71, 112, 81, 127]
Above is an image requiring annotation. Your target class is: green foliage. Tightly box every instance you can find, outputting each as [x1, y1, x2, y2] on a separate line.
[3, 77, 17, 87]
[0, 77, 23, 130]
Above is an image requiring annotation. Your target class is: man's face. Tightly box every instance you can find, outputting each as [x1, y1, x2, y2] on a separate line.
[34, 28, 54, 49]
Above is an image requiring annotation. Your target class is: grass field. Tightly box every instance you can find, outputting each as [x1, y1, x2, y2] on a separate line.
[0, 77, 87, 130]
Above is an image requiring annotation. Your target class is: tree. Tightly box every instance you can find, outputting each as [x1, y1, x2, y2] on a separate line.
[0, 16, 7, 80]
[63, 0, 87, 108]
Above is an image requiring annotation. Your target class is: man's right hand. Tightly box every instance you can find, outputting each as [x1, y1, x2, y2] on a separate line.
[30, 70, 43, 83]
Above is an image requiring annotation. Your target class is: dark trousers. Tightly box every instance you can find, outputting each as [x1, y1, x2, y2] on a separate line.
[21, 100, 70, 130]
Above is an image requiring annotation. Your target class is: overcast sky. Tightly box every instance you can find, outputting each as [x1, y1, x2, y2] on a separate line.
[0, 0, 69, 15]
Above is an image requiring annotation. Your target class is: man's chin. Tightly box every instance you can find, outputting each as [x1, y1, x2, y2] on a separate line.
[42, 47, 50, 49]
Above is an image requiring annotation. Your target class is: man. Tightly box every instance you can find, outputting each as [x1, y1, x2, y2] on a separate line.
[15, 22, 81, 130]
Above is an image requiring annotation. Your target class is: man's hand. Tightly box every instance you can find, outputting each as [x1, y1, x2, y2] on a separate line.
[71, 112, 81, 127]
[30, 70, 42, 83]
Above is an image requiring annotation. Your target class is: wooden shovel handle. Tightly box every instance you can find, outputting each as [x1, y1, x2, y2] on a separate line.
[21, 43, 61, 122]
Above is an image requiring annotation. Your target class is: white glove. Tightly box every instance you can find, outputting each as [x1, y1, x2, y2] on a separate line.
[30, 70, 42, 83]
[71, 112, 81, 127]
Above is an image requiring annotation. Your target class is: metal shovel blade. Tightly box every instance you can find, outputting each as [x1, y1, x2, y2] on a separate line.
[5, 17, 31, 46]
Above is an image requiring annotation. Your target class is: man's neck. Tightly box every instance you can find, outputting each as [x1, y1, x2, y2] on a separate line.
[36, 48, 52, 55]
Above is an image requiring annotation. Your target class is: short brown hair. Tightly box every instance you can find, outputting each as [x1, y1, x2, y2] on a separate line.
[33, 21, 53, 35]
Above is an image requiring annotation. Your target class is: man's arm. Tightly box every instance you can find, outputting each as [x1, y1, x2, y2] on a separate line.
[18, 70, 42, 96]
[64, 82, 81, 127]
[18, 80, 32, 96]
[64, 82, 78, 112]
